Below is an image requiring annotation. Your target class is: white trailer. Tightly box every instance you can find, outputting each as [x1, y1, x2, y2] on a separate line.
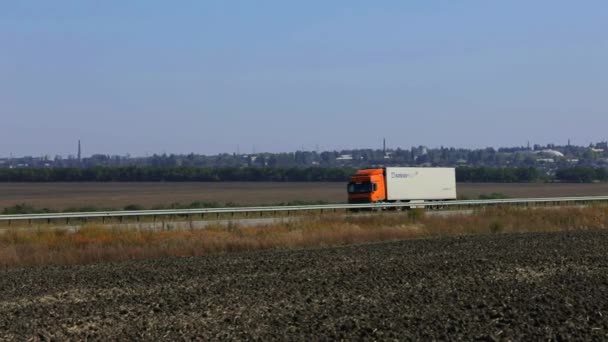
[384, 167, 456, 201]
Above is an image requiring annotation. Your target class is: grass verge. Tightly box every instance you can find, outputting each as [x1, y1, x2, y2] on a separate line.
[1, 200, 330, 214]
[0, 206, 607, 268]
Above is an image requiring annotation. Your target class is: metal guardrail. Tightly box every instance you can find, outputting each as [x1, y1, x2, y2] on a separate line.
[1, 196, 608, 223]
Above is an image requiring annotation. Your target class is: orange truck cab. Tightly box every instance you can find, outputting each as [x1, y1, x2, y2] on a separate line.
[347, 168, 387, 203]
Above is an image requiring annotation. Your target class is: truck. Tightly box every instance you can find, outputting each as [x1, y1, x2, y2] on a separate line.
[347, 167, 457, 204]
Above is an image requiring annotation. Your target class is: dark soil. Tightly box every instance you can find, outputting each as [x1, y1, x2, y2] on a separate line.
[1, 230, 608, 340]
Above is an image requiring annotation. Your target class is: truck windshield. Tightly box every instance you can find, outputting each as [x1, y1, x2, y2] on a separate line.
[347, 182, 373, 194]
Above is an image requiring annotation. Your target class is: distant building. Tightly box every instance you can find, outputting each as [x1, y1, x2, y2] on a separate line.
[596, 142, 608, 149]
[537, 149, 564, 158]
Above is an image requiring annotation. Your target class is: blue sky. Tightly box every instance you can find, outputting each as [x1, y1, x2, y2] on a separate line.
[1, 1, 607, 157]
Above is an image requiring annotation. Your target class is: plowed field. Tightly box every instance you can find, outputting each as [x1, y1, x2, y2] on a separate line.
[1, 230, 608, 340]
[2, 182, 608, 210]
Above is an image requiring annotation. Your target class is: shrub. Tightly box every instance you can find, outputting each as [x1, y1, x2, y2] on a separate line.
[2, 203, 51, 215]
[62, 206, 103, 213]
[407, 208, 425, 222]
[123, 204, 145, 211]
[479, 192, 508, 200]
[489, 220, 504, 233]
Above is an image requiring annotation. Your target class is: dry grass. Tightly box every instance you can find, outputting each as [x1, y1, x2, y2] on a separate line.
[1, 206, 607, 268]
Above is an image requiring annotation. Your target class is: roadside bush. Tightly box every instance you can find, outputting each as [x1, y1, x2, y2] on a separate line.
[408, 208, 425, 222]
[62, 207, 105, 213]
[488, 220, 505, 233]
[478, 192, 509, 200]
[2, 203, 51, 215]
[123, 204, 145, 211]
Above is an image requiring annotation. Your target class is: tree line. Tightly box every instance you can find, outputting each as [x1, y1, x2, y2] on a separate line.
[0, 166, 355, 182]
[0, 166, 606, 183]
